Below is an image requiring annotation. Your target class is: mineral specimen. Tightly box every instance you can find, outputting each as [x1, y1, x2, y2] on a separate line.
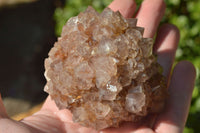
[44, 6, 167, 130]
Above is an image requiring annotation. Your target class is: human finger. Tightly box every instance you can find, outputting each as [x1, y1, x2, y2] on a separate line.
[154, 61, 196, 133]
[108, 0, 137, 18]
[154, 24, 180, 80]
[135, 0, 166, 37]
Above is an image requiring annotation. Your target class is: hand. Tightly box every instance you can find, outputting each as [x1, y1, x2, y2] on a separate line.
[0, 0, 196, 133]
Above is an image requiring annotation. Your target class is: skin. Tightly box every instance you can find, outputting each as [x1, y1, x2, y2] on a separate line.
[0, 0, 196, 132]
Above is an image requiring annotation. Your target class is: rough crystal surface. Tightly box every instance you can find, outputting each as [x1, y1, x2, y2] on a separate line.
[44, 6, 167, 130]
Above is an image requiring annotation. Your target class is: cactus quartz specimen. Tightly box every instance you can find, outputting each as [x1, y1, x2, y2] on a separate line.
[44, 7, 167, 130]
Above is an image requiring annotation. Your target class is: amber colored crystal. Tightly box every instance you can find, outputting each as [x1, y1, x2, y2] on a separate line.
[44, 6, 167, 130]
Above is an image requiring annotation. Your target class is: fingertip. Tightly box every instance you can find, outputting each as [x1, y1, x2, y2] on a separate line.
[139, 0, 166, 11]
[135, 0, 166, 37]
[146, 0, 166, 10]
[154, 24, 180, 54]
[173, 61, 196, 88]
[170, 60, 196, 99]
[158, 24, 180, 40]
[108, 0, 137, 18]
[175, 61, 196, 77]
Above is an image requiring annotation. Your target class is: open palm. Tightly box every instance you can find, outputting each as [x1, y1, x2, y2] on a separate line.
[0, 0, 196, 133]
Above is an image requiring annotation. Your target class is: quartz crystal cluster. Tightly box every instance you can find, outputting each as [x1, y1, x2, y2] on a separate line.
[44, 7, 167, 130]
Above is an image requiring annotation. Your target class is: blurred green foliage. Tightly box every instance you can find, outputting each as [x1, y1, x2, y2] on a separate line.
[54, 0, 200, 132]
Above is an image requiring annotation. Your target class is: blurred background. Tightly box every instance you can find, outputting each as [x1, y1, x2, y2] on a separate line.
[0, 0, 199, 132]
